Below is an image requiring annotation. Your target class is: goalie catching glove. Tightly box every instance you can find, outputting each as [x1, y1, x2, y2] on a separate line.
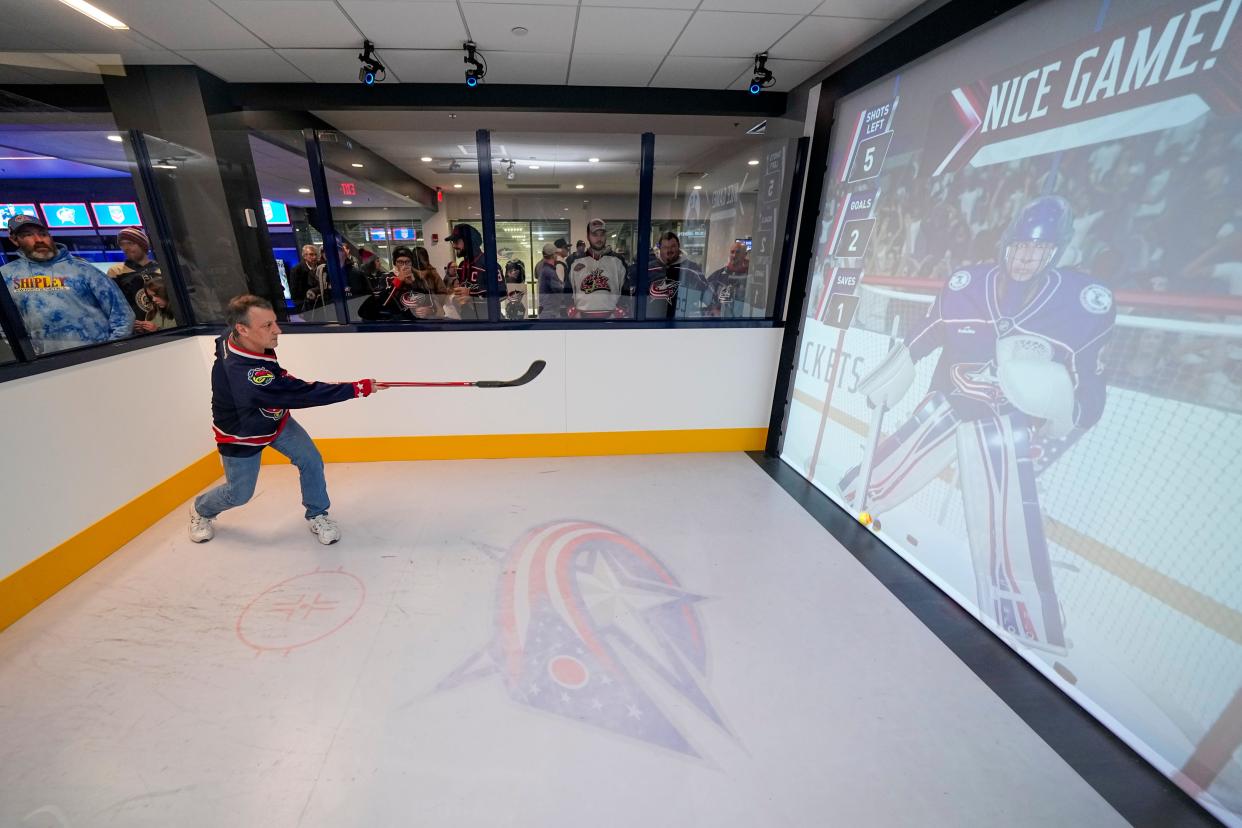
[996, 335, 1075, 438]
[857, 344, 915, 409]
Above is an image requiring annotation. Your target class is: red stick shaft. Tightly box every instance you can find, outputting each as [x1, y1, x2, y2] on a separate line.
[377, 381, 475, 388]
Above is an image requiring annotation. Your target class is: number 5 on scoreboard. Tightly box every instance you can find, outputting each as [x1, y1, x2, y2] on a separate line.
[847, 131, 894, 184]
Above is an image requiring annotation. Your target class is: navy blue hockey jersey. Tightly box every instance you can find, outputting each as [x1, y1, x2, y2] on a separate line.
[209, 335, 362, 457]
[907, 265, 1116, 428]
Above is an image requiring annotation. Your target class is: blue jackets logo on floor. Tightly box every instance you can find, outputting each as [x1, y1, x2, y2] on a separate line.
[440, 520, 729, 756]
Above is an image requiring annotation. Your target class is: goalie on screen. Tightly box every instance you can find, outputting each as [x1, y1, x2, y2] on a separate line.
[839, 195, 1117, 656]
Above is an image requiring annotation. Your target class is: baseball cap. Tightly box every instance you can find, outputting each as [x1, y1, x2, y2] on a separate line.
[587, 218, 606, 233]
[553, 238, 568, 249]
[542, 242, 557, 257]
[7, 213, 46, 234]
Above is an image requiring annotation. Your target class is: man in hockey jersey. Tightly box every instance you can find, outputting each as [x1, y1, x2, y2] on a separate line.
[189, 295, 382, 545]
[106, 226, 163, 330]
[567, 218, 628, 319]
[623, 231, 708, 318]
[1, 213, 133, 354]
[838, 196, 1115, 654]
[445, 223, 491, 320]
[707, 241, 751, 318]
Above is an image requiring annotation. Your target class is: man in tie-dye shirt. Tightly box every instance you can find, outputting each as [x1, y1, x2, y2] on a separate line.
[1, 213, 133, 355]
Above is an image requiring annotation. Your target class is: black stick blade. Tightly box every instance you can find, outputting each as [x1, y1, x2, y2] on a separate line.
[476, 360, 546, 388]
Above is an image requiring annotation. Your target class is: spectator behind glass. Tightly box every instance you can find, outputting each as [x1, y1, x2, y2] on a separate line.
[106, 226, 162, 324]
[0, 213, 133, 354]
[708, 241, 751, 318]
[136, 275, 178, 332]
[288, 244, 320, 308]
[566, 219, 628, 319]
[537, 241, 571, 318]
[444, 223, 492, 320]
[359, 245, 447, 321]
[575, 239, 586, 258]
[503, 259, 527, 320]
[624, 231, 708, 319]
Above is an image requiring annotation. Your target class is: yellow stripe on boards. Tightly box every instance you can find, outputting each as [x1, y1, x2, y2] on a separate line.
[260, 428, 769, 464]
[0, 428, 765, 633]
[0, 452, 223, 634]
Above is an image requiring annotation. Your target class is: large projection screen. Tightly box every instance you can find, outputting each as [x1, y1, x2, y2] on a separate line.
[781, 0, 1242, 823]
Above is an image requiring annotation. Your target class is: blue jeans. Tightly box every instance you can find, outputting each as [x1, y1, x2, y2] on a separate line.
[195, 418, 330, 520]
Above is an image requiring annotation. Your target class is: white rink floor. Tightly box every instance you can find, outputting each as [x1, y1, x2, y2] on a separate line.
[0, 454, 1127, 828]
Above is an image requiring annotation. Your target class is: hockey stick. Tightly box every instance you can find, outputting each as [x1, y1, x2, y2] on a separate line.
[377, 359, 546, 389]
[854, 316, 902, 514]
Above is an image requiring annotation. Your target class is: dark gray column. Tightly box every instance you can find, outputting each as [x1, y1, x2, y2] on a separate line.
[103, 66, 283, 322]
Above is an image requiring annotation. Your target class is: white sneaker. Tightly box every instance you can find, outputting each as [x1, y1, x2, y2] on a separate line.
[308, 514, 340, 545]
[189, 503, 215, 543]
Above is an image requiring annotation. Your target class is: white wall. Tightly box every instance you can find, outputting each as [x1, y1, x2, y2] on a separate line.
[0, 338, 214, 581]
[0, 327, 779, 581]
[199, 327, 782, 437]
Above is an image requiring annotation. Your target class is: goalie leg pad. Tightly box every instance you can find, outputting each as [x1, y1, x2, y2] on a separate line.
[956, 413, 1067, 654]
[839, 393, 959, 511]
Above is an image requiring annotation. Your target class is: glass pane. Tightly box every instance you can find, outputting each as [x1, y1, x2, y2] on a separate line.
[249, 130, 340, 323]
[652, 121, 800, 319]
[486, 132, 640, 321]
[296, 123, 482, 322]
[0, 128, 183, 357]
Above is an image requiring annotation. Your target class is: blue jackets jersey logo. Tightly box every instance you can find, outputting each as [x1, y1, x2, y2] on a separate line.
[248, 367, 275, 386]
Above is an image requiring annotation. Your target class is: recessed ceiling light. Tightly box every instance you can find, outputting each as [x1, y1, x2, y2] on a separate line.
[106, 134, 123, 142]
[588, 157, 600, 163]
[58, 0, 128, 30]
[575, 184, 584, 189]
[420, 156, 432, 162]
[152, 163, 177, 169]
[693, 185, 702, 190]
[298, 187, 311, 193]
[342, 200, 352, 205]
[511, 26, 528, 36]
[563, 207, 569, 211]
[748, 159, 760, 165]
[529, 165, 540, 170]
[351, 162, 364, 168]
[453, 183, 463, 189]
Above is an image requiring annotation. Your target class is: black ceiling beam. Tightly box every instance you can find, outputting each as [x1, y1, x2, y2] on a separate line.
[0, 84, 111, 112]
[227, 83, 787, 116]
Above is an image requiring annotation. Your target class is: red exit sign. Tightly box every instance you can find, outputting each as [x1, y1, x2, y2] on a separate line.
[339, 182, 356, 196]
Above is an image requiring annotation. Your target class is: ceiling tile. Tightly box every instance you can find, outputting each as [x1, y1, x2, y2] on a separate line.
[341, 2, 468, 48]
[769, 15, 884, 61]
[759, 57, 827, 90]
[0, 3, 64, 50]
[671, 11, 801, 57]
[580, 0, 697, 8]
[812, 0, 919, 18]
[702, 0, 823, 13]
[567, 53, 663, 86]
[574, 8, 693, 56]
[478, 51, 569, 85]
[379, 50, 471, 84]
[651, 57, 752, 90]
[281, 47, 399, 82]
[213, 1, 360, 48]
[459, 0, 574, 6]
[461, 5, 576, 53]
[106, 0, 267, 49]
[181, 49, 311, 82]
